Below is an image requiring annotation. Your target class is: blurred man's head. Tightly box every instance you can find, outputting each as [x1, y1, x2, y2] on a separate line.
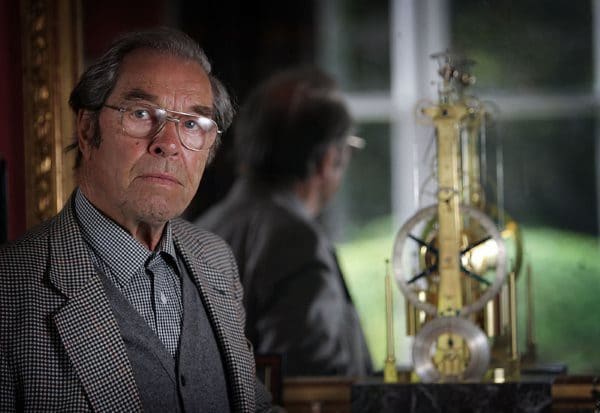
[234, 67, 359, 212]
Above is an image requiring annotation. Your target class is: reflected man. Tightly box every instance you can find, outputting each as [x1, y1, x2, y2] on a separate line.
[197, 68, 373, 377]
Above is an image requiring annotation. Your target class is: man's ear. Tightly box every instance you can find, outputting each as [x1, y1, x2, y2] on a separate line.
[76, 110, 96, 160]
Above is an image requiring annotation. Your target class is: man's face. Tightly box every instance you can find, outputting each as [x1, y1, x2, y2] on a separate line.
[78, 49, 214, 229]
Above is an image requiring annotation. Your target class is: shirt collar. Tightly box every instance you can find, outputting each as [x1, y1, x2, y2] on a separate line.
[74, 188, 177, 287]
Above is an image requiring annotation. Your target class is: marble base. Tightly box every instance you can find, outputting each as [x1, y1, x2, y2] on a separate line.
[351, 379, 553, 413]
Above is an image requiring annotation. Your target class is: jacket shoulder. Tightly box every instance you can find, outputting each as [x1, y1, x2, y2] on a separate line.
[172, 217, 230, 247]
[171, 218, 237, 270]
[0, 218, 54, 265]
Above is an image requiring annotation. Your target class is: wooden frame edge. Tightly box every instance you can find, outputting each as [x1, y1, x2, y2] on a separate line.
[21, 0, 81, 228]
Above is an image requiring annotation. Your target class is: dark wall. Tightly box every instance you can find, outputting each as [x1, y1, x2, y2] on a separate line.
[83, 0, 171, 63]
[180, 0, 316, 101]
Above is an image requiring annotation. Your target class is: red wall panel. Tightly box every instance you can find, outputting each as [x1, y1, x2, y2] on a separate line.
[0, 1, 25, 240]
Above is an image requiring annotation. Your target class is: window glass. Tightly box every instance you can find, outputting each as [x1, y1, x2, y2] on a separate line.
[318, 0, 390, 92]
[328, 0, 599, 374]
[489, 117, 599, 372]
[327, 121, 395, 366]
[450, 0, 599, 373]
[336, 122, 393, 234]
[489, 118, 598, 233]
[451, 0, 593, 92]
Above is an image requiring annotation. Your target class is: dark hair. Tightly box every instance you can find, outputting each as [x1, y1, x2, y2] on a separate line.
[67, 27, 234, 167]
[234, 67, 353, 186]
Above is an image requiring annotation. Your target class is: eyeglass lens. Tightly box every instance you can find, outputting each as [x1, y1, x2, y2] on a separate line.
[122, 104, 218, 150]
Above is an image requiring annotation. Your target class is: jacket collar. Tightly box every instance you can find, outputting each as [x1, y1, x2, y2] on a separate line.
[171, 219, 256, 413]
[48, 193, 143, 411]
[47, 194, 98, 298]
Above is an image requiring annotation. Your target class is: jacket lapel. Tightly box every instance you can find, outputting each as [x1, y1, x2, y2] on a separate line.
[48, 198, 142, 412]
[173, 222, 255, 413]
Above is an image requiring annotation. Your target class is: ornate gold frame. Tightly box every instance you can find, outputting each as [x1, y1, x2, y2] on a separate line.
[20, 0, 81, 228]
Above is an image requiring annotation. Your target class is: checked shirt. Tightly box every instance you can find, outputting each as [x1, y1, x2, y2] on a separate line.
[74, 189, 183, 357]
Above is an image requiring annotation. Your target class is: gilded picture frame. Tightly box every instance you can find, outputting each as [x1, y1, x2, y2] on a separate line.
[20, 0, 81, 228]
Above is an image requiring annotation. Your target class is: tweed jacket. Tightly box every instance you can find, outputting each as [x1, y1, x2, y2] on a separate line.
[0, 193, 269, 412]
[197, 178, 373, 377]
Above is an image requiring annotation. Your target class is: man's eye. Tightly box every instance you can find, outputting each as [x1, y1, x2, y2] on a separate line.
[183, 119, 200, 130]
[131, 109, 151, 120]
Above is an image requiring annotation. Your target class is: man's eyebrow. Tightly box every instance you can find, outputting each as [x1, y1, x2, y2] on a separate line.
[190, 104, 214, 117]
[121, 89, 158, 103]
[119, 89, 214, 116]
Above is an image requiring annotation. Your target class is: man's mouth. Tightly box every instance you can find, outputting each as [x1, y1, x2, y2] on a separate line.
[138, 173, 181, 186]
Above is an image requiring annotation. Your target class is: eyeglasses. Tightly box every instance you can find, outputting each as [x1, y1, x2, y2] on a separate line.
[346, 135, 365, 150]
[104, 103, 221, 151]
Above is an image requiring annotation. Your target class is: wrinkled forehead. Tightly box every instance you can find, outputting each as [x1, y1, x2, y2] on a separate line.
[110, 49, 214, 112]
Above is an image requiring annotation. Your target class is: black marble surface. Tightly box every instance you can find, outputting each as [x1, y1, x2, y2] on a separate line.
[351, 379, 553, 413]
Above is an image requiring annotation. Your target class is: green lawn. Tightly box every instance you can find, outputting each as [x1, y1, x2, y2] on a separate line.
[337, 217, 600, 374]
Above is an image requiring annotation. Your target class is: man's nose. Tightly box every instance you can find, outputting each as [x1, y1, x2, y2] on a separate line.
[149, 119, 181, 157]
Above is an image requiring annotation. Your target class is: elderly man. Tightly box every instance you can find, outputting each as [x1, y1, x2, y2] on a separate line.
[197, 68, 373, 377]
[0, 28, 271, 412]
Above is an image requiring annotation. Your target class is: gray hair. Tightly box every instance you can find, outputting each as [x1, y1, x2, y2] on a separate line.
[68, 27, 234, 166]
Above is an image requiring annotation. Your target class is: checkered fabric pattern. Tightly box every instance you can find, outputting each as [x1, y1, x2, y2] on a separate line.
[0, 191, 270, 412]
[75, 190, 183, 357]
